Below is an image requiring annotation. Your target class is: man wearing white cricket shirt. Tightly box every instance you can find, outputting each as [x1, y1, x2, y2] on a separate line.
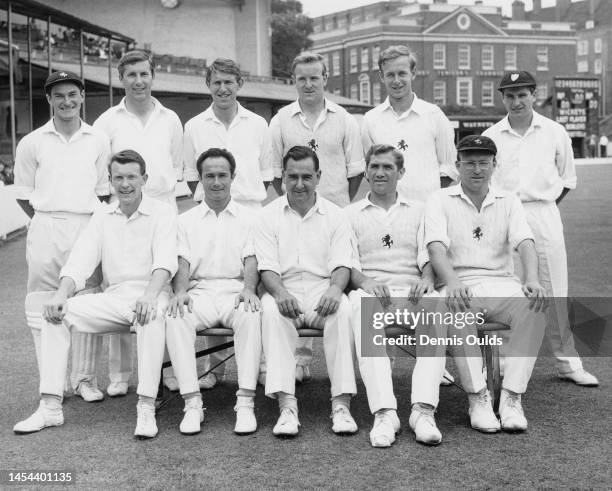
[346, 144, 435, 447]
[483, 71, 598, 387]
[361, 45, 457, 203]
[423, 135, 547, 437]
[267, 51, 365, 381]
[182, 58, 272, 390]
[88, 50, 184, 397]
[14, 150, 177, 438]
[13, 71, 110, 402]
[255, 146, 358, 437]
[166, 148, 262, 435]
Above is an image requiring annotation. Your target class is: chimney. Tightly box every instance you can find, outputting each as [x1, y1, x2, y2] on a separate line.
[512, 0, 526, 20]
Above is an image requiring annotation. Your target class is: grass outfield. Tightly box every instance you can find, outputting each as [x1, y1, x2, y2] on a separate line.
[1, 165, 610, 489]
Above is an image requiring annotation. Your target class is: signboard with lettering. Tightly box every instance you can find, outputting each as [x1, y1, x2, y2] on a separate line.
[553, 77, 600, 138]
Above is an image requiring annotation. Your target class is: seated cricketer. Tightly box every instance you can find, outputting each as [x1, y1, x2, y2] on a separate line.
[165, 148, 262, 436]
[254, 145, 357, 437]
[346, 144, 436, 448]
[419, 135, 546, 440]
[14, 149, 177, 439]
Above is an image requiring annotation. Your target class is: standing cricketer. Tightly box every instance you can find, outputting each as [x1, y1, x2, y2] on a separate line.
[361, 45, 457, 203]
[13, 71, 110, 401]
[422, 135, 547, 437]
[254, 146, 358, 437]
[346, 144, 435, 447]
[266, 51, 364, 381]
[14, 149, 177, 438]
[166, 148, 262, 435]
[181, 58, 272, 390]
[483, 71, 598, 387]
[87, 50, 184, 396]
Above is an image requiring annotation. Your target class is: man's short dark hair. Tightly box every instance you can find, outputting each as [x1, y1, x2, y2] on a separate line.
[109, 149, 147, 175]
[118, 50, 154, 78]
[196, 148, 237, 177]
[282, 146, 320, 172]
[206, 58, 243, 85]
[378, 45, 417, 72]
[365, 144, 404, 170]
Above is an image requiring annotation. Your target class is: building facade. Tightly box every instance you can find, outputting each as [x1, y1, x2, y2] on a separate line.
[37, 0, 273, 77]
[311, 0, 577, 139]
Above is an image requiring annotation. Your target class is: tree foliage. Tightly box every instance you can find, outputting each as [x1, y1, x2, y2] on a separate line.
[271, 0, 313, 78]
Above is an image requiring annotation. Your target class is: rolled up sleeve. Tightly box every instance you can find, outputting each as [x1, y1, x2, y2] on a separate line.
[151, 209, 178, 277]
[13, 135, 37, 200]
[423, 193, 450, 258]
[94, 135, 111, 197]
[60, 214, 103, 291]
[508, 197, 535, 251]
[328, 211, 356, 272]
[344, 113, 365, 178]
[434, 111, 458, 182]
[171, 115, 184, 181]
[182, 122, 200, 182]
[556, 128, 577, 190]
[254, 213, 281, 274]
[266, 115, 284, 179]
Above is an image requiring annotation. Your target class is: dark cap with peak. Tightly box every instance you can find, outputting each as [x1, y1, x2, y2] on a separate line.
[498, 70, 536, 91]
[456, 135, 497, 155]
[44, 70, 84, 91]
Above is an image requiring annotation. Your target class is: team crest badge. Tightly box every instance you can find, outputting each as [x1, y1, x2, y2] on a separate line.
[308, 139, 318, 151]
[474, 138, 481, 144]
[59, 72, 68, 77]
[397, 139, 408, 151]
[473, 226, 483, 241]
[382, 234, 393, 248]
[510, 73, 519, 82]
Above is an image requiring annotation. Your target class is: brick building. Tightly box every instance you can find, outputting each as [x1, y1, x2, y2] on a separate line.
[310, 0, 578, 138]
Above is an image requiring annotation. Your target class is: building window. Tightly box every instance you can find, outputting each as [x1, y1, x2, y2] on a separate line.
[350, 84, 358, 100]
[433, 80, 446, 106]
[594, 58, 602, 74]
[372, 81, 381, 104]
[536, 84, 548, 104]
[351, 13, 361, 24]
[359, 74, 371, 105]
[333, 88, 341, 95]
[577, 60, 589, 72]
[458, 45, 470, 70]
[481, 81, 494, 107]
[361, 47, 369, 71]
[373, 45, 381, 69]
[536, 46, 549, 71]
[504, 46, 517, 70]
[457, 77, 473, 106]
[577, 40, 589, 56]
[324, 19, 334, 31]
[481, 45, 494, 70]
[594, 38, 602, 54]
[332, 52, 340, 76]
[350, 48, 358, 73]
[338, 16, 347, 28]
[433, 43, 446, 69]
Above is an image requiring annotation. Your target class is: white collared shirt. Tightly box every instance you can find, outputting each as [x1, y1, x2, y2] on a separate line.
[483, 111, 577, 202]
[423, 184, 533, 280]
[254, 195, 355, 283]
[347, 194, 427, 288]
[94, 97, 183, 198]
[183, 103, 272, 203]
[361, 95, 458, 203]
[60, 196, 178, 291]
[178, 199, 256, 291]
[14, 119, 110, 213]
[267, 98, 365, 207]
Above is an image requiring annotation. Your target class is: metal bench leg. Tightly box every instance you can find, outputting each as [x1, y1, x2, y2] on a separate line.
[490, 343, 502, 414]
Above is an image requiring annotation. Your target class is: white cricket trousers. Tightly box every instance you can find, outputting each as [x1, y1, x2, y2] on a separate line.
[410, 292, 487, 408]
[348, 289, 398, 414]
[166, 286, 261, 394]
[260, 278, 357, 398]
[39, 282, 167, 399]
[25, 211, 100, 384]
[516, 201, 581, 373]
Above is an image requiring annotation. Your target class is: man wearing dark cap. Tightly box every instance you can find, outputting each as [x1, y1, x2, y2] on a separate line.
[13, 71, 110, 402]
[483, 71, 599, 387]
[417, 135, 547, 439]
